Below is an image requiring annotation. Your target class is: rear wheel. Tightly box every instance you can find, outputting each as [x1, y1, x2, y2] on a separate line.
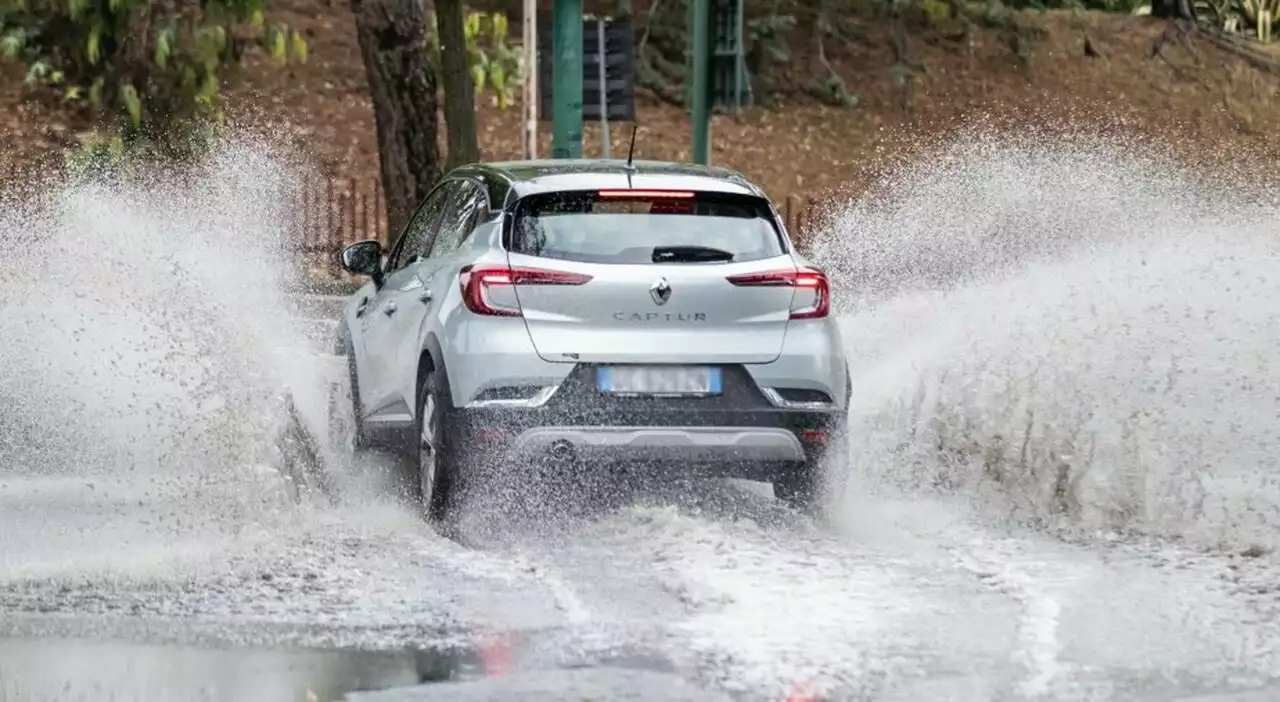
[773, 466, 822, 513]
[416, 369, 460, 529]
[773, 426, 849, 519]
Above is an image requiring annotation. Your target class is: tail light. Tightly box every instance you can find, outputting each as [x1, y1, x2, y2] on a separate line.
[726, 267, 830, 320]
[459, 264, 592, 317]
[596, 189, 695, 199]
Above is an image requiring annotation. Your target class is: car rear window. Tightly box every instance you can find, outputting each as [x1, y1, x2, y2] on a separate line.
[507, 190, 786, 264]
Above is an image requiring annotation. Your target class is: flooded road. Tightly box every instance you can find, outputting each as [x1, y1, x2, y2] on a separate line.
[0, 635, 742, 702]
[5, 466, 1280, 702]
[5, 135, 1280, 701]
[0, 637, 426, 702]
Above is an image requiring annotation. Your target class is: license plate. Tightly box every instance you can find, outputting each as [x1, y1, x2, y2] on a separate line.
[597, 365, 721, 396]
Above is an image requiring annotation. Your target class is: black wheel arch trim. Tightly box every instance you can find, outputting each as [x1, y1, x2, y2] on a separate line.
[418, 332, 457, 412]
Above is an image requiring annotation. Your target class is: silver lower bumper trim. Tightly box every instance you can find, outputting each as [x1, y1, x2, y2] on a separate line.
[510, 426, 806, 463]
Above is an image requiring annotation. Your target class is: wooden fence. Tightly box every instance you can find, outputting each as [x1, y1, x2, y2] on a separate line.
[282, 177, 829, 263]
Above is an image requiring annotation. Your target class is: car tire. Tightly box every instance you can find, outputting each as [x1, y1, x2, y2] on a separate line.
[773, 464, 822, 514]
[773, 425, 849, 519]
[415, 368, 461, 529]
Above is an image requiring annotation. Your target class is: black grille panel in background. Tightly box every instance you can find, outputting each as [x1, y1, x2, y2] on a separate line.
[537, 17, 637, 122]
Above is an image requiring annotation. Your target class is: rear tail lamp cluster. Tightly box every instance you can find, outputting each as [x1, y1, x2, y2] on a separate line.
[725, 267, 831, 320]
[459, 262, 829, 320]
[458, 264, 592, 318]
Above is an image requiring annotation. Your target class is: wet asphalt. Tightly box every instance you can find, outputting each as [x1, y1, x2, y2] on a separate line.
[5, 295, 1280, 702]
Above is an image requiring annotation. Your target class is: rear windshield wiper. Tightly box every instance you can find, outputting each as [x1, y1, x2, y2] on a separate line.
[651, 245, 735, 263]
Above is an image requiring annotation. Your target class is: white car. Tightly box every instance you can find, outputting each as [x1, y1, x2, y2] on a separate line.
[335, 159, 850, 528]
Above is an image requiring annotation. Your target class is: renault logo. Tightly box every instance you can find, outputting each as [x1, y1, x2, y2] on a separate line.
[649, 277, 672, 306]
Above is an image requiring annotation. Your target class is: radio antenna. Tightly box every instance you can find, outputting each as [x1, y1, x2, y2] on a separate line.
[625, 123, 638, 171]
[623, 123, 638, 187]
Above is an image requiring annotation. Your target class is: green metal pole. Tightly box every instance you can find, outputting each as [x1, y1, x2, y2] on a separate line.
[552, 0, 584, 159]
[690, 0, 711, 165]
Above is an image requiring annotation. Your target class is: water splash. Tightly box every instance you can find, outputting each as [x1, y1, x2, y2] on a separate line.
[0, 140, 332, 492]
[814, 130, 1280, 551]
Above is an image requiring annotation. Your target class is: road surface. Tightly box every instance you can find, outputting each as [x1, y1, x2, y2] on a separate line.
[2, 296, 1279, 701]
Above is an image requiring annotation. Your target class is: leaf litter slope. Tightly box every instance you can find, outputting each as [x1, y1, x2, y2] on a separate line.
[1, 134, 1280, 701]
[9, 7, 1280, 209]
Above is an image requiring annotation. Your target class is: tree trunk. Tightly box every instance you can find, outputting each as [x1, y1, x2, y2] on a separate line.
[1151, 0, 1195, 20]
[350, 0, 442, 236]
[436, 0, 481, 168]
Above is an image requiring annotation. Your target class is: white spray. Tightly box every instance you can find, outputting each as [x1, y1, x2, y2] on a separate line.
[812, 130, 1280, 551]
[0, 140, 334, 500]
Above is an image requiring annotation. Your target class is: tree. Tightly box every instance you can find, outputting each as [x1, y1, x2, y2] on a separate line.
[1150, 0, 1196, 19]
[349, 0, 443, 236]
[435, 0, 480, 169]
[0, 0, 306, 158]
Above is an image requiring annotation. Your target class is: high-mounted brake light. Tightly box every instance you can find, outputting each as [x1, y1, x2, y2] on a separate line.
[596, 189, 696, 199]
[459, 264, 593, 318]
[726, 267, 831, 320]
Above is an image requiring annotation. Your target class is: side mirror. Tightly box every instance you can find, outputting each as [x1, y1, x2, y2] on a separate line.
[339, 239, 385, 287]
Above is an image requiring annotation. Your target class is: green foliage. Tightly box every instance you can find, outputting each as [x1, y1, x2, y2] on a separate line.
[1241, 0, 1279, 42]
[815, 72, 859, 107]
[1000, 0, 1279, 39]
[1168, 0, 1279, 42]
[1128, 0, 1279, 41]
[744, 12, 796, 75]
[998, 0, 1147, 12]
[65, 132, 126, 174]
[919, 0, 953, 22]
[0, 0, 307, 158]
[64, 119, 217, 179]
[424, 9, 523, 110]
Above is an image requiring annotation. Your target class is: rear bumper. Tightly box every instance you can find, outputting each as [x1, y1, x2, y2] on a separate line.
[446, 403, 844, 479]
[509, 426, 805, 463]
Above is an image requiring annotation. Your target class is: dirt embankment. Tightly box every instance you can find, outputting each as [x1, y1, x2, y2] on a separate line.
[3, 3, 1280, 205]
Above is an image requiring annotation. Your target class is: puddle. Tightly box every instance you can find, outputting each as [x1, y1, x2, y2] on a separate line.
[0, 636, 481, 702]
[0, 631, 710, 702]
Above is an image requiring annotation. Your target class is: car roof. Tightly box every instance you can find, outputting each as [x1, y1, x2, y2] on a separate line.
[449, 159, 767, 210]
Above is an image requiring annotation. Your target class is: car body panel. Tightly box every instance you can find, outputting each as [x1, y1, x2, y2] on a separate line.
[506, 252, 799, 365]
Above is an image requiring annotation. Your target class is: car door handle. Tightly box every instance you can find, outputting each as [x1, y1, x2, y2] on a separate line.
[383, 301, 397, 316]
[355, 296, 370, 318]
[419, 290, 433, 304]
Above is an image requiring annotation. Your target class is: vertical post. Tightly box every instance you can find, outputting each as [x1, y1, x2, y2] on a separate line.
[297, 173, 309, 254]
[522, 0, 537, 159]
[347, 178, 358, 246]
[552, 0, 584, 159]
[690, 0, 711, 165]
[324, 179, 335, 250]
[597, 18, 610, 159]
[733, 0, 746, 109]
[371, 181, 381, 243]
